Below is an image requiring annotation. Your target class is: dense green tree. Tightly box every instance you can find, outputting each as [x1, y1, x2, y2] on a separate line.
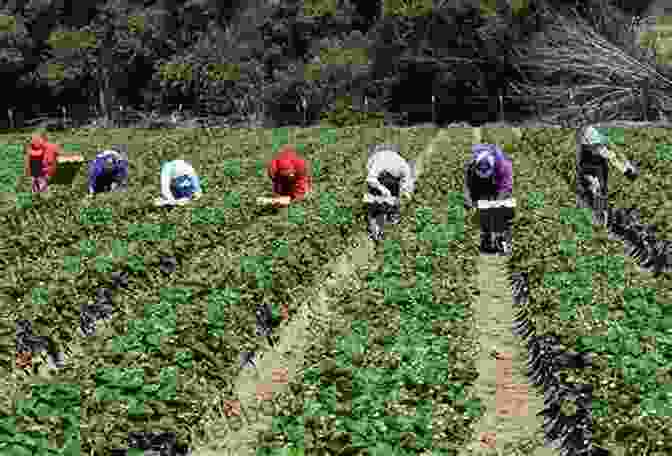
[0, 0, 666, 127]
[33, 0, 176, 124]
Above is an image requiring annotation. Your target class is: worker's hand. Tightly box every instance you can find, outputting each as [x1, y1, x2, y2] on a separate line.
[154, 197, 175, 206]
[623, 161, 639, 181]
[256, 197, 272, 205]
[273, 196, 291, 207]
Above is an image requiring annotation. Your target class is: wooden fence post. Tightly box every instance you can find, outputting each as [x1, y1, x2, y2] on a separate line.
[568, 86, 577, 126]
[301, 96, 307, 126]
[498, 88, 505, 122]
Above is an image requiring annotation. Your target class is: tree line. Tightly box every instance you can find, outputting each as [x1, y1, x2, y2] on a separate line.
[0, 0, 664, 129]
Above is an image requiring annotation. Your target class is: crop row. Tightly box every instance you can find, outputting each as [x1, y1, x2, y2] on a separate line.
[509, 271, 605, 455]
[604, 128, 672, 236]
[0, 126, 440, 455]
[252, 129, 484, 455]
[501, 127, 671, 456]
[7, 265, 194, 455]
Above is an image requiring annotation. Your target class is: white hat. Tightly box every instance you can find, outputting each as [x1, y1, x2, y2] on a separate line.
[581, 126, 609, 146]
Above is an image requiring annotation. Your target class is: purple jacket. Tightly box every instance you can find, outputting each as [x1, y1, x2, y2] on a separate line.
[89, 150, 129, 193]
[494, 156, 513, 193]
[470, 145, 512, 194]
[464, 145, 513, 206]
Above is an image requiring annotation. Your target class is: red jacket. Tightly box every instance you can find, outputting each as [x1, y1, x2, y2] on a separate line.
[26, 137, 60, 177]
[267, 146, 310, 200]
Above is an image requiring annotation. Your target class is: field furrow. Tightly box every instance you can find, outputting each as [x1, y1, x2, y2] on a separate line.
[457, 127, 559, 456]
[0, 126, 440, 456]
[507, 127, 671, 456]
[239, 128, 485, 456]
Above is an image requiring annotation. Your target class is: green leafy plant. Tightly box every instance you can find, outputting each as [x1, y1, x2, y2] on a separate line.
[0, 127, 461, 456]
[655, 144, 672, 161]
[207, 288, 241, 337]
[505, 128, 671, 455]
[16, 192, 32, 209]
[127, 255, 145, 273]
[527, 191, 544, 209]
[320, 97, 385, 128]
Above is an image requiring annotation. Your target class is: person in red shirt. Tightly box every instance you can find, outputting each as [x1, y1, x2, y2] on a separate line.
[25, 133, 60, 193]
[260, 145, 310, 207]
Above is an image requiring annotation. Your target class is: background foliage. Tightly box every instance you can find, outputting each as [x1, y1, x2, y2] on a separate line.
[1, 0, 671, 128]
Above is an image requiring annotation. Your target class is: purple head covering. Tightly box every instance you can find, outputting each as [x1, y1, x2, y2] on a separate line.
[472, 144, 504, 179]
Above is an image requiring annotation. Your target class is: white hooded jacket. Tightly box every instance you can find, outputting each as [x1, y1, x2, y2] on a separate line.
[366, 145, 414, 197]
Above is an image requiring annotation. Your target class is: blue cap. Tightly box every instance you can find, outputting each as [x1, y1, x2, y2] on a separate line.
[172, 175, 195, 198]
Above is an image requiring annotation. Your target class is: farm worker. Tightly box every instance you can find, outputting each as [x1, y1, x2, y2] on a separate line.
[25, 133, 60, 193]
[366, 143, 416, 224]
[576, 126, 639, 199]
[463, 143, 513, 209]
[157, 159, 202, 205]
[88, 146, 129, 195]
[260, 145, 310, 207]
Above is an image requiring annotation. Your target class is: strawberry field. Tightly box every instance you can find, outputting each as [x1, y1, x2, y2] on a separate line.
[605, 128, 672, 235]
[2, 125, 669, 456]
[0, 126, 445, 455]
[253, 129, 484, 455]
[500, 127, 672, 456]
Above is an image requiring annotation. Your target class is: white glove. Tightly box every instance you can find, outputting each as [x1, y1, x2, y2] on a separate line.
[372, 182, 392, 198]
[154, 197, 175, 206]
[364, 194, 396, 204]
[378, 188, 392, 198]
[585, 175, 601, 194]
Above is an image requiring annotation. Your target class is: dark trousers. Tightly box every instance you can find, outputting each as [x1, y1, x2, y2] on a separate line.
[577, 147, 608, 196]
[479, 206, 514, 233]
[30, 158, 44, 178]
[479, 206, 514, 253]
[366, 173, 401, 240]
[577, 148, 609, 223]
[93, 174, 127, 193]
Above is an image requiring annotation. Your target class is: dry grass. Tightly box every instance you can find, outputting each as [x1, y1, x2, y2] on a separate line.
[508, 8, 672, 124]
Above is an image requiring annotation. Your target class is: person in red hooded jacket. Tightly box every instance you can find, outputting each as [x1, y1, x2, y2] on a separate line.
[259, 145, 311, 207]
[25, 133, 61, 193]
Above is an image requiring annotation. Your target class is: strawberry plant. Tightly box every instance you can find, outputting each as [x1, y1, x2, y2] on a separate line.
[504, 127, 672, 454]
[0, 126, 442, 455]
[258, 129, 483, 455]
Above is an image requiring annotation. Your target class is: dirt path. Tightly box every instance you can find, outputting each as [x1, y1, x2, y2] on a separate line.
[190, 128, 455, 456]
[460, 128, 558, 456]
[462, 255, 557, 456]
